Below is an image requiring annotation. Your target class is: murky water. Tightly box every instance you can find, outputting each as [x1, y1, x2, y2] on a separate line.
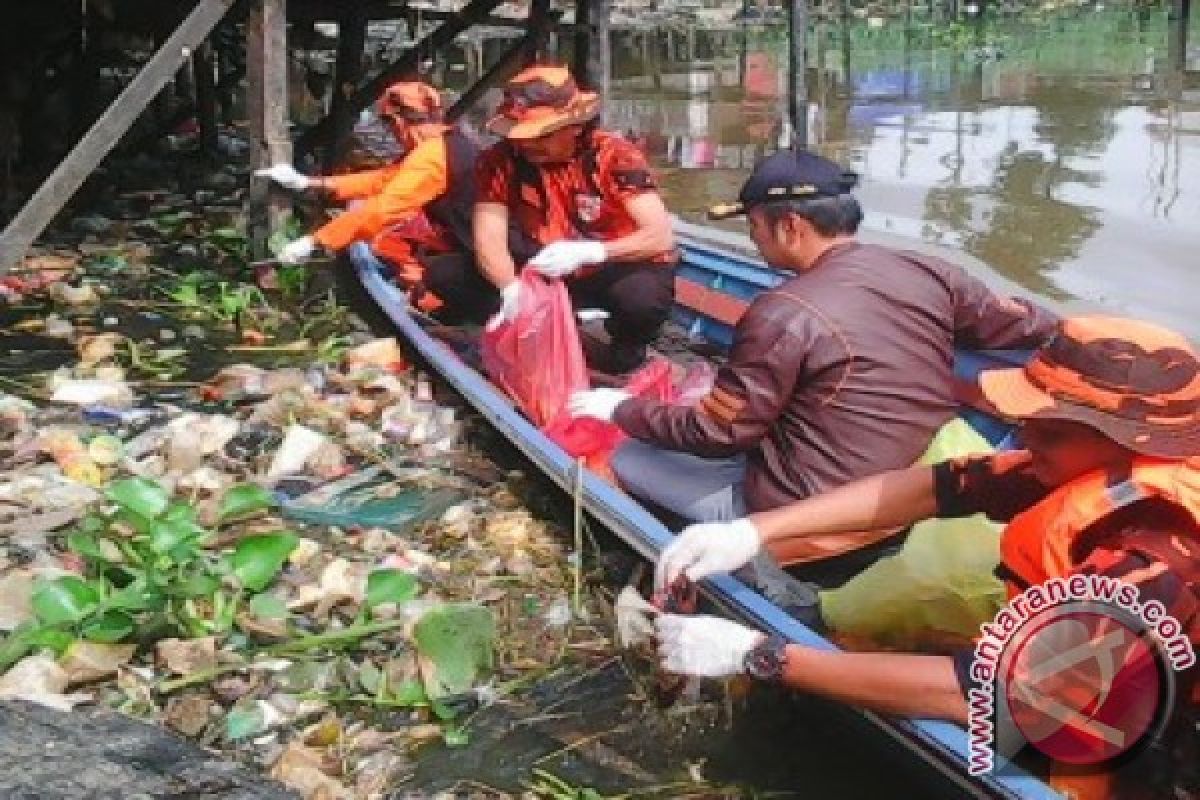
[603, 7, 1200, 338]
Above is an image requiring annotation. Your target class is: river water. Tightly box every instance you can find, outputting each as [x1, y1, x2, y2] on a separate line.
[603, 6, 1199, 338]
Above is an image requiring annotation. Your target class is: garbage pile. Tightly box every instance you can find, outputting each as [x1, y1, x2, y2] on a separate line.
[0, 300, 611, 798]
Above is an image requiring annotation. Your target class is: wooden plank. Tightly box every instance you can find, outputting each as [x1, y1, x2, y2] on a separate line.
[246, 0, 291, 260]
[295, 0, 507, 161]
[0, 0, 235, 272]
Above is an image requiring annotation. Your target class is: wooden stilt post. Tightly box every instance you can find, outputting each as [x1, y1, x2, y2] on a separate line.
[0, 0, 234, 272]
[789, 0, 809, 149]
[326, 1, 368, 171]
[1169, 0, 1191, 73]
[246, 0, 291, 261]
[195, 42, 220, 156]
[525, 0, 553, 63]
[576, 0, 611, 122]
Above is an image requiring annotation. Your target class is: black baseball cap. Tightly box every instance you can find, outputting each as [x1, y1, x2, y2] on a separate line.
[708, 149, 860, 220]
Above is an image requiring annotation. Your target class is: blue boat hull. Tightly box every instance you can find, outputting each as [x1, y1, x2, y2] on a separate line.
[347, 235, 1055, 800]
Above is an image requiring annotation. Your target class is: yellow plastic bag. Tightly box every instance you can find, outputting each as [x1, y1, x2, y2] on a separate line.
[819, 419, 1006, 652]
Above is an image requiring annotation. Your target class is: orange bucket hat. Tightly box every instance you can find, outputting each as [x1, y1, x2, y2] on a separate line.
[486, 65, 600, 140]
[980, 316, 1200, 458]
[378, 81, 443, 121]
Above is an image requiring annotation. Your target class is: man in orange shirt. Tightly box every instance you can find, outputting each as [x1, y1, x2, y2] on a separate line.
[459, 65, 677, 374]
[256, 81, 483, 313]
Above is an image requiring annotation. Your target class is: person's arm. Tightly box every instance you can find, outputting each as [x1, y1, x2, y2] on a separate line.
[945, 262, 1059, 350]
[600, 192, 674, 262]
[312, 139, 448, 252]
[613, 297, 805, 456]
[781, 646, 967, 723]
[474, 202, 518, 289]
[750, 463, 939, 544]
[316, 165, 395, 201]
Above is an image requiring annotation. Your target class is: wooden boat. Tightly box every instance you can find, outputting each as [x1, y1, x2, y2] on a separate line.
[345, 226, 1058, 800]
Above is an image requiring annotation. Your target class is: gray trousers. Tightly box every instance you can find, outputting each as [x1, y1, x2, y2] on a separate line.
[610, 439, 747, 523]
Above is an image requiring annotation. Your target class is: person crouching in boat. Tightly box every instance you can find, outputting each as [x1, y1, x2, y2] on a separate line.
[255, 80, 476, 315]
[653, 316, 1200, 800]
[569, 149, 1057, 585]
[449, 64, 677, 375]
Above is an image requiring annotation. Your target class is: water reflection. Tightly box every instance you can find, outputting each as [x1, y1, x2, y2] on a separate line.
[607, 8, 1200, 336]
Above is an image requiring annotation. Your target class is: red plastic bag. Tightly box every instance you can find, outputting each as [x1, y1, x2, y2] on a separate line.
[481, 271, 673, 470]
[481, 270, 588, 428]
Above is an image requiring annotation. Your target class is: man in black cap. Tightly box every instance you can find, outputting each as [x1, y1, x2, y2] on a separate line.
[569, 149, 1059, 580]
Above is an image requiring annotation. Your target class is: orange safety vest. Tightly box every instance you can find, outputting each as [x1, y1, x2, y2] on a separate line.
[998, 458, 1200, 800]
[1000, 456, 1200, 598]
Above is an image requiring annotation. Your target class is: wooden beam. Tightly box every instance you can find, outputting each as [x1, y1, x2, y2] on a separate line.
[326, 2, 369, 170]
[447, 7, 561, 122]
[0, 0, 235, 272]
[246, 0, 291, 260]
[295, 0, 507, 162]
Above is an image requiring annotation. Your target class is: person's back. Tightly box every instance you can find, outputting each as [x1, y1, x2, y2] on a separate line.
[749, 241, 1023, 506]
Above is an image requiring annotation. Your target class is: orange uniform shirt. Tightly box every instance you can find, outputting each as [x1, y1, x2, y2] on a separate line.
[312, 136, 449, 252]
[475, 131, 672, 263]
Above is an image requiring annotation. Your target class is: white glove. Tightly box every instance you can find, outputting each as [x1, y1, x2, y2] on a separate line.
[254, 163, 311, 190]
[278, 235, 317, 265]
[529, 240, 607, 278]
[655, 614, 763, 678]
[655, 517, 763, 591]
[567, 389, 631, 422]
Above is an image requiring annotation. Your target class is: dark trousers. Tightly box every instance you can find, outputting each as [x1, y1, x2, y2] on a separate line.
[424, 255, 676, 347]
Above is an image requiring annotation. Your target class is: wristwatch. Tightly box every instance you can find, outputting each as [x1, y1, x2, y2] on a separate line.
[744, 634, 789, 683]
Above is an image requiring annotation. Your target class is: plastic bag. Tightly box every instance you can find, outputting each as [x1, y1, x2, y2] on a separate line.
[819, 418, 1007, 653]
[481, 271, 674, 471]
[481, 271, 588, 428]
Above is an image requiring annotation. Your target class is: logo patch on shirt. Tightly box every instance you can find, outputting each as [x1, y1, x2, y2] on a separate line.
[575, 193, 603, 223]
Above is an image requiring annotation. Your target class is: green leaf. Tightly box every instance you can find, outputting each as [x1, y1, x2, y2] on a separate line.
[106, 478, 170, 519]
[413, 603, 495, 699]
[175, 571, 220, 599]
[0, 625, 34, 670]
[231, 532, 298, 592]
[225, 702, 266, 741]
[389, 679, 427, 707]
[78, 514, 106, 534]
[218, 484, 276, 522]
[358, 661, 382, 694]
[32, 577, 100, 625]
[149, 517, 206, 556]
[247, 592, 288, 620]
[67, 532, 104, 561]
[82, 610, 134, 643]
[366, 570, 419, 611]
[442, 726, 469, 747]
[25, 627, 75, 656]
[108, 580, 165, 611]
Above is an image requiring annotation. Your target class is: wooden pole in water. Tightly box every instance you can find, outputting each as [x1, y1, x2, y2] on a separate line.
[788, 0, 809, 149]
[576, 0, 611, 123]
[1169, 0, 1191, 73]
[246, 0, 291, 260]
[0, 0, 235, 272]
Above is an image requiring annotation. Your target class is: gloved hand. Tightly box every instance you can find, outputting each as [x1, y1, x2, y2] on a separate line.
[529, 240, 607, 278]
[655, 517, 763, 591]
[486, 281, 523, 332]
[567, 389, 631, 422]
[655, 614, 763, 677]
[254, 163, 311, 191]
[278, 235, 317, 265]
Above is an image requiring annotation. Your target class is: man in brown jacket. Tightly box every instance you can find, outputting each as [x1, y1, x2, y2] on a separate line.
[568, 149, 1059, 575]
